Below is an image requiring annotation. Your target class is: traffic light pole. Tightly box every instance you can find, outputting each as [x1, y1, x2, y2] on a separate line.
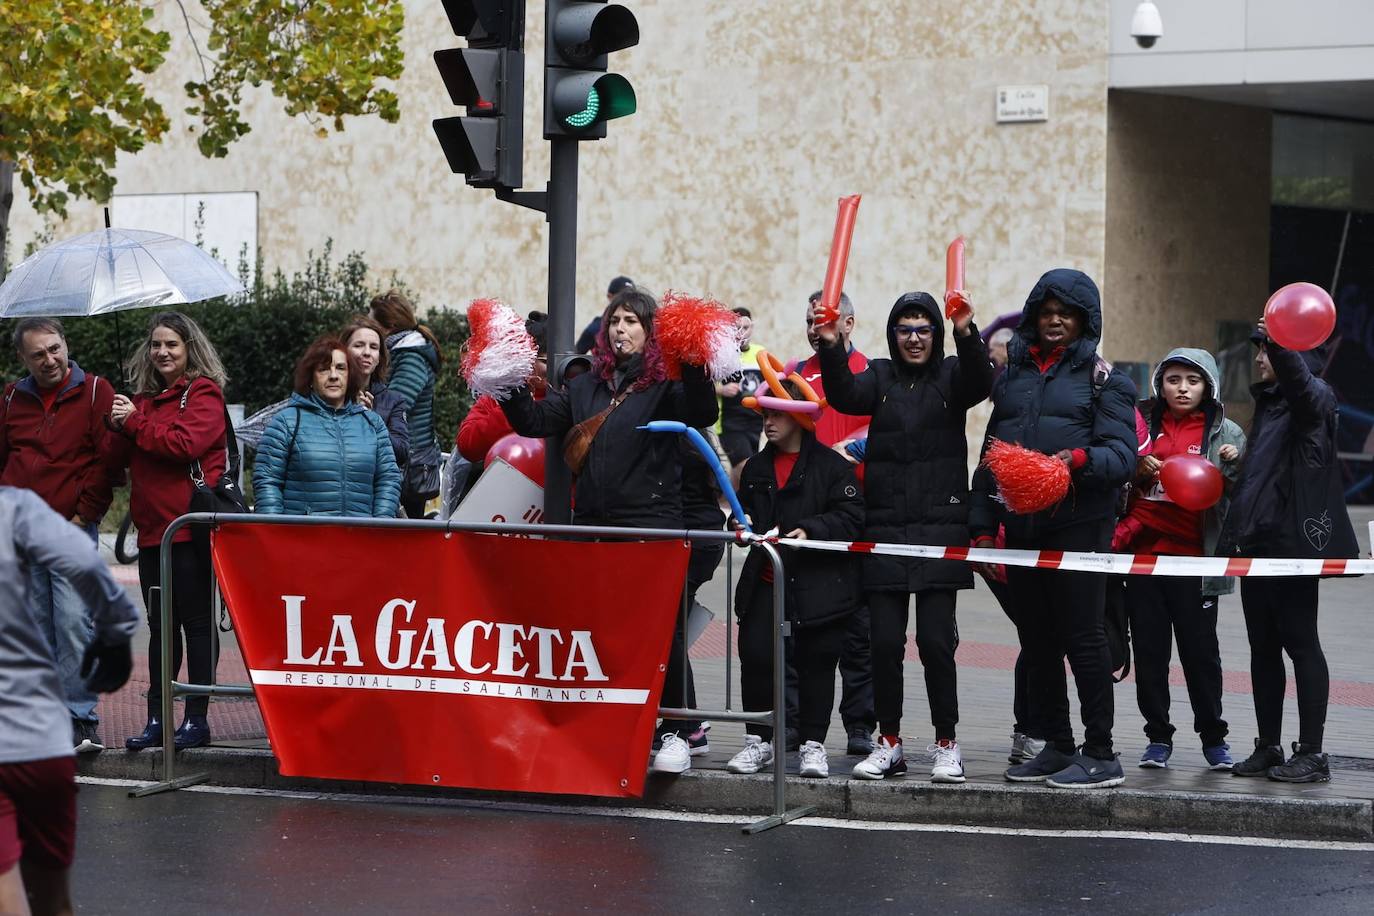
[543, 137, 579, 524]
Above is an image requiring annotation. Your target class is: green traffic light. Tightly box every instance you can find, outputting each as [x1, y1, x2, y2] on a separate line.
[565, 87, 601, 129]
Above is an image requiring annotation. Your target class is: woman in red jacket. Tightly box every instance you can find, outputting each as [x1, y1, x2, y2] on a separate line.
[105, 312, 228, 751]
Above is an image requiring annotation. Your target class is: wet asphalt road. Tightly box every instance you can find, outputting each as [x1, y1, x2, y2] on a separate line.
[72, 783, 1373, 915]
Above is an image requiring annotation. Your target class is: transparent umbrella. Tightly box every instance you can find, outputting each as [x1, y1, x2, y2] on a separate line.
[0, 227, 244, 318]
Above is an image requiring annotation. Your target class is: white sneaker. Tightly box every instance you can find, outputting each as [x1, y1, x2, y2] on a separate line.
[799, 740, 829, 778]
[852, 736, 906, 779]
[930, 740, 966, 783]
[726, 735, 774, 774]
[651, 733, 691, 774]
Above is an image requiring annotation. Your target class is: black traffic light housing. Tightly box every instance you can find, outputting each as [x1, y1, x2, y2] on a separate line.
[433, 2, 526, 189]
[550, 353, 593, 390]
[544, 1, 640, 140]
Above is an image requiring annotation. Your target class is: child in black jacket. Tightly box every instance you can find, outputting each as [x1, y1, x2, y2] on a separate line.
[728, 396, 864, 779]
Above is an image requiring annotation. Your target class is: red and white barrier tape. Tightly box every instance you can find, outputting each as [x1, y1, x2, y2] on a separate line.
[766, 521, 1374, 578]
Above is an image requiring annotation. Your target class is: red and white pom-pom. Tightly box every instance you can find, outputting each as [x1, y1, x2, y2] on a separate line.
[461, 298, 538, 401]
[981, 439, 1070, 514]
[655, 290, 743, 381]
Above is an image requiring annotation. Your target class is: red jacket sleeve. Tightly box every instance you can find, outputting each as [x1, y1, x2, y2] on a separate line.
[76, 376, 120, 523]
[123, 379, 226, 461]
[456, 396, 513, 462]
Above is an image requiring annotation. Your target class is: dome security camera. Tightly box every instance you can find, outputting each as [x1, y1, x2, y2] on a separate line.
[1131, 1, 1163, 48]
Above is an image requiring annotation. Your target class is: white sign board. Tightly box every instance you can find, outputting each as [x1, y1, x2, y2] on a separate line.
[450, 458, 545, 532]
[996, 85, 1050, 123]
[113, 191, 258, 275]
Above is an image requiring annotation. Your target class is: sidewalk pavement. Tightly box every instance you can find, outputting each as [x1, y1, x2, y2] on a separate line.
[81, 510, 1374, 841]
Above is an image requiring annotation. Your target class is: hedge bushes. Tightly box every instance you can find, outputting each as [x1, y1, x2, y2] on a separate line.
[1, 242, 473, 445]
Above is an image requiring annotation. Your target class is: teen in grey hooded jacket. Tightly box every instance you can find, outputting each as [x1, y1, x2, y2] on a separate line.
[1114, 348, 1245, 767]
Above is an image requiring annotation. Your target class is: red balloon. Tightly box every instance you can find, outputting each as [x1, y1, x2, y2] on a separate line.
[849, 424, 870, 442]
[1264, 282, 1336, 352]
[485, 433, 545, 487]
[1158, 456, 1223, 511]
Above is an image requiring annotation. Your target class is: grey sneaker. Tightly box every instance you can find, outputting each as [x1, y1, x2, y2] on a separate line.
[73, 719, 104, 754]
[1009, 732, 1046, 764]
[1046, 752, 1126, 789]
[1004, 744, 1075, 782]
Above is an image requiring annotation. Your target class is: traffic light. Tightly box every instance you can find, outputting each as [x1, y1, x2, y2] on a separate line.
[550, 353, 592, 390]
[433, 2, 526, 189]
[544, 1, 639, 140]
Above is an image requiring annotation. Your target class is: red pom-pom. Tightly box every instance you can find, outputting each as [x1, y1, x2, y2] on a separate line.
[981, 439, 1070, 514]
[655, 290, 742, 381]
[460, 298, 537, 400]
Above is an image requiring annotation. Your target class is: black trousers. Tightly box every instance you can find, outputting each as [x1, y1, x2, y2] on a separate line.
[1006, 521, 1116, 758]
[836, 604, 876, 732]
[660, 542, 724, 735]
[1125, 576, 1227, 747]
[986, 578, 1030, 736]
[868, 589, 959, 741]
[1240, 576, 1328, 748]
[738, 583, 847, 744]
[138, 543, 216, 718]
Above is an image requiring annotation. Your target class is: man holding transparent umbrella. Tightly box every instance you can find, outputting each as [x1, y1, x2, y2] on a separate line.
[0, 318, 121, 754]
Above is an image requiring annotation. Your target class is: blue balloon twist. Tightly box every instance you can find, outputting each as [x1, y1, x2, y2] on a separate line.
[640, 421, 751, 533]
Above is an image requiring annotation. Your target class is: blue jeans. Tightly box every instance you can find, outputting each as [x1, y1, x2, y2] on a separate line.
[28, 523, 100, 723]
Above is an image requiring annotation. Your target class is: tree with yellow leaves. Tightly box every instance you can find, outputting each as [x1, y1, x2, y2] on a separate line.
[0, 1, 405, 273]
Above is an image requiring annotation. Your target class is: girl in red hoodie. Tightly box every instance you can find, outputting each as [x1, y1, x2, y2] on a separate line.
[1114, 348, 1244, 771]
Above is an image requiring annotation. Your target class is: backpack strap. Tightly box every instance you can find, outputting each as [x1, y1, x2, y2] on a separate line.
[1089, 355, 1112, 400]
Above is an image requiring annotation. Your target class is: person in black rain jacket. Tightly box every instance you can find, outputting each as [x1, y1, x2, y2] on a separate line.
[816, 289, 993, 783]
[1220, 319, 1358, 783]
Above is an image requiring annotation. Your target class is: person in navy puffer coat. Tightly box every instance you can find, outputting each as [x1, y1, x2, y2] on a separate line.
[253, 336, 401, 518]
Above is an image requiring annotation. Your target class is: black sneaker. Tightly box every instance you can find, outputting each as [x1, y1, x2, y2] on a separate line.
[73, 719, 104, 754]
[1231, 738, 1285, 777]
[846, 725, 876, 756]
[1004, 744, 1075, 782]
[1268, 743, 1330, 784]
[1046, 751, 1126, 790]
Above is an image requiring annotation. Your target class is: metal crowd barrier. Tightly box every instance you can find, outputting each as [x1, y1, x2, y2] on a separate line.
[130, 512, 815, 834]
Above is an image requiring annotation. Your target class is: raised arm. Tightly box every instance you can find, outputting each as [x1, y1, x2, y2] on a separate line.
[950, 324, 994, 410]
[816, 341, 882, 416]
[500, 384, 575, 439]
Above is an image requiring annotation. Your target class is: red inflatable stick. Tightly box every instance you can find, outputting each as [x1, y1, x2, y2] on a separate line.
[817, 195, 861, 326]
[981, 439, 1070, 514]
[944, 236, 970, 321]
[1263, 282, 1336, 352]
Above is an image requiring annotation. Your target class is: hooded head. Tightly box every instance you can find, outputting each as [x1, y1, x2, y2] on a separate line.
[885, 291, 944, 376]
[1010, 268, 1103, 367]
[1249, 328, 1332, 380]
[1152, 347, 1222, 418]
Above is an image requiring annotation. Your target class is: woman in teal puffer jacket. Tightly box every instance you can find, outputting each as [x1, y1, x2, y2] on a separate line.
[254, 336, 401, 517]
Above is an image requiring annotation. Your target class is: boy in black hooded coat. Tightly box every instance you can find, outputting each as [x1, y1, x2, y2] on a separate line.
[816, 290, 993, 783]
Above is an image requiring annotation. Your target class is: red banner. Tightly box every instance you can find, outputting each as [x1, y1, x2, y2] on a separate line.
[211, 525, 690, 797]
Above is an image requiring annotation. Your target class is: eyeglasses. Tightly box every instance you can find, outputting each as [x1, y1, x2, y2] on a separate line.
[893, 324, 934, 340]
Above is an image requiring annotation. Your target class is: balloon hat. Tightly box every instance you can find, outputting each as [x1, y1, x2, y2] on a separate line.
[741, 349, 827, 431]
